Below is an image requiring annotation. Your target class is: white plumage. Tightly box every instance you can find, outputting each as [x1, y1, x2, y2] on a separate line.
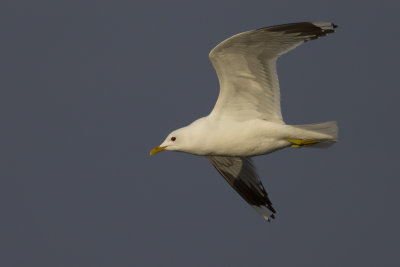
[150, 22, 338, 221]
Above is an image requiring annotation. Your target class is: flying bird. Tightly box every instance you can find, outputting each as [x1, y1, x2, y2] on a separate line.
[150, 22, 338, 221]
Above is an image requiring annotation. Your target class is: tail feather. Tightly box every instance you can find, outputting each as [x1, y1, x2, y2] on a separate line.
[291, 121, 338, 148]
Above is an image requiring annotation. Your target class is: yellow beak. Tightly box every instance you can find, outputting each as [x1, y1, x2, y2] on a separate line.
[150, 146, 167, 156]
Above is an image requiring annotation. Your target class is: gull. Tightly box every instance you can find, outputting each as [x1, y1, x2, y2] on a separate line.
[150, 22, 338, 221]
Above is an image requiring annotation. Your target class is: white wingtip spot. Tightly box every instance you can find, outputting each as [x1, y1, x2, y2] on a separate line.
[311, 22, 336, 31]
[253, 205, 275, 222]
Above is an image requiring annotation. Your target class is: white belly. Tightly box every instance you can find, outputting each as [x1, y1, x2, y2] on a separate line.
[199, 119, 291, 157]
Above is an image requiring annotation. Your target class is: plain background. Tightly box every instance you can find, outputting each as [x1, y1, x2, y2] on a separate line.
[1, 0, 399, 266]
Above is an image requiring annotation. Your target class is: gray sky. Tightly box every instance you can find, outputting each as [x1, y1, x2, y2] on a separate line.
[1, 0, 399, 266]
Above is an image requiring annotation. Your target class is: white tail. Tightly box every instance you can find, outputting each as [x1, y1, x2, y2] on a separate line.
[291, 121, 338, 147]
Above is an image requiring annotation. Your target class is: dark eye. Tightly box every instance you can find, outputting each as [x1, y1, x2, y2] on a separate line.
[171, 137, 176, 141]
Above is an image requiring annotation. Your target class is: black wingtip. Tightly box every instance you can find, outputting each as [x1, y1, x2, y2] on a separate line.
[263, 22, 337, 42]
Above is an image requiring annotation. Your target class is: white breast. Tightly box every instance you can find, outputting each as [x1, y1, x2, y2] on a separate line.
[187, 117, 290, 157]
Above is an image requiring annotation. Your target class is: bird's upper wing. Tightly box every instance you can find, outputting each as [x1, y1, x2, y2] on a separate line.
[209, 22, 337, 122]
[207, 156, 276, 221]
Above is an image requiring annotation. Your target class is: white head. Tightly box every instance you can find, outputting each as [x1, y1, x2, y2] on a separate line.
[150, 118, 209, 156]
[150, 128, 186, 155]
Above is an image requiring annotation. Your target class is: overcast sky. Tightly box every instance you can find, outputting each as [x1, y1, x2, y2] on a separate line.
[1, 0, 400, 266]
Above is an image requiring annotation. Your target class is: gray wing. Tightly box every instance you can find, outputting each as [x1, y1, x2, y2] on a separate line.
[207, 156, 276, 221]
[209, 22, 337, 123]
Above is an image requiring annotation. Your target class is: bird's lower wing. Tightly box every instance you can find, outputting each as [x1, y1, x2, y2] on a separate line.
[206, 156, 276, 221]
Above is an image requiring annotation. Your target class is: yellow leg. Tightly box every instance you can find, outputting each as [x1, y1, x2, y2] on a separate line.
[286, 138, 319, 148]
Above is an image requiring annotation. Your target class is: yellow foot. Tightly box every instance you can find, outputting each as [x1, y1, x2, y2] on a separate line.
[286, 138, 319, 148]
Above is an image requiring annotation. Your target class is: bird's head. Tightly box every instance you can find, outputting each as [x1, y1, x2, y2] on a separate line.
[150, 128, 186, 156]
[150, 118, 211, 156]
